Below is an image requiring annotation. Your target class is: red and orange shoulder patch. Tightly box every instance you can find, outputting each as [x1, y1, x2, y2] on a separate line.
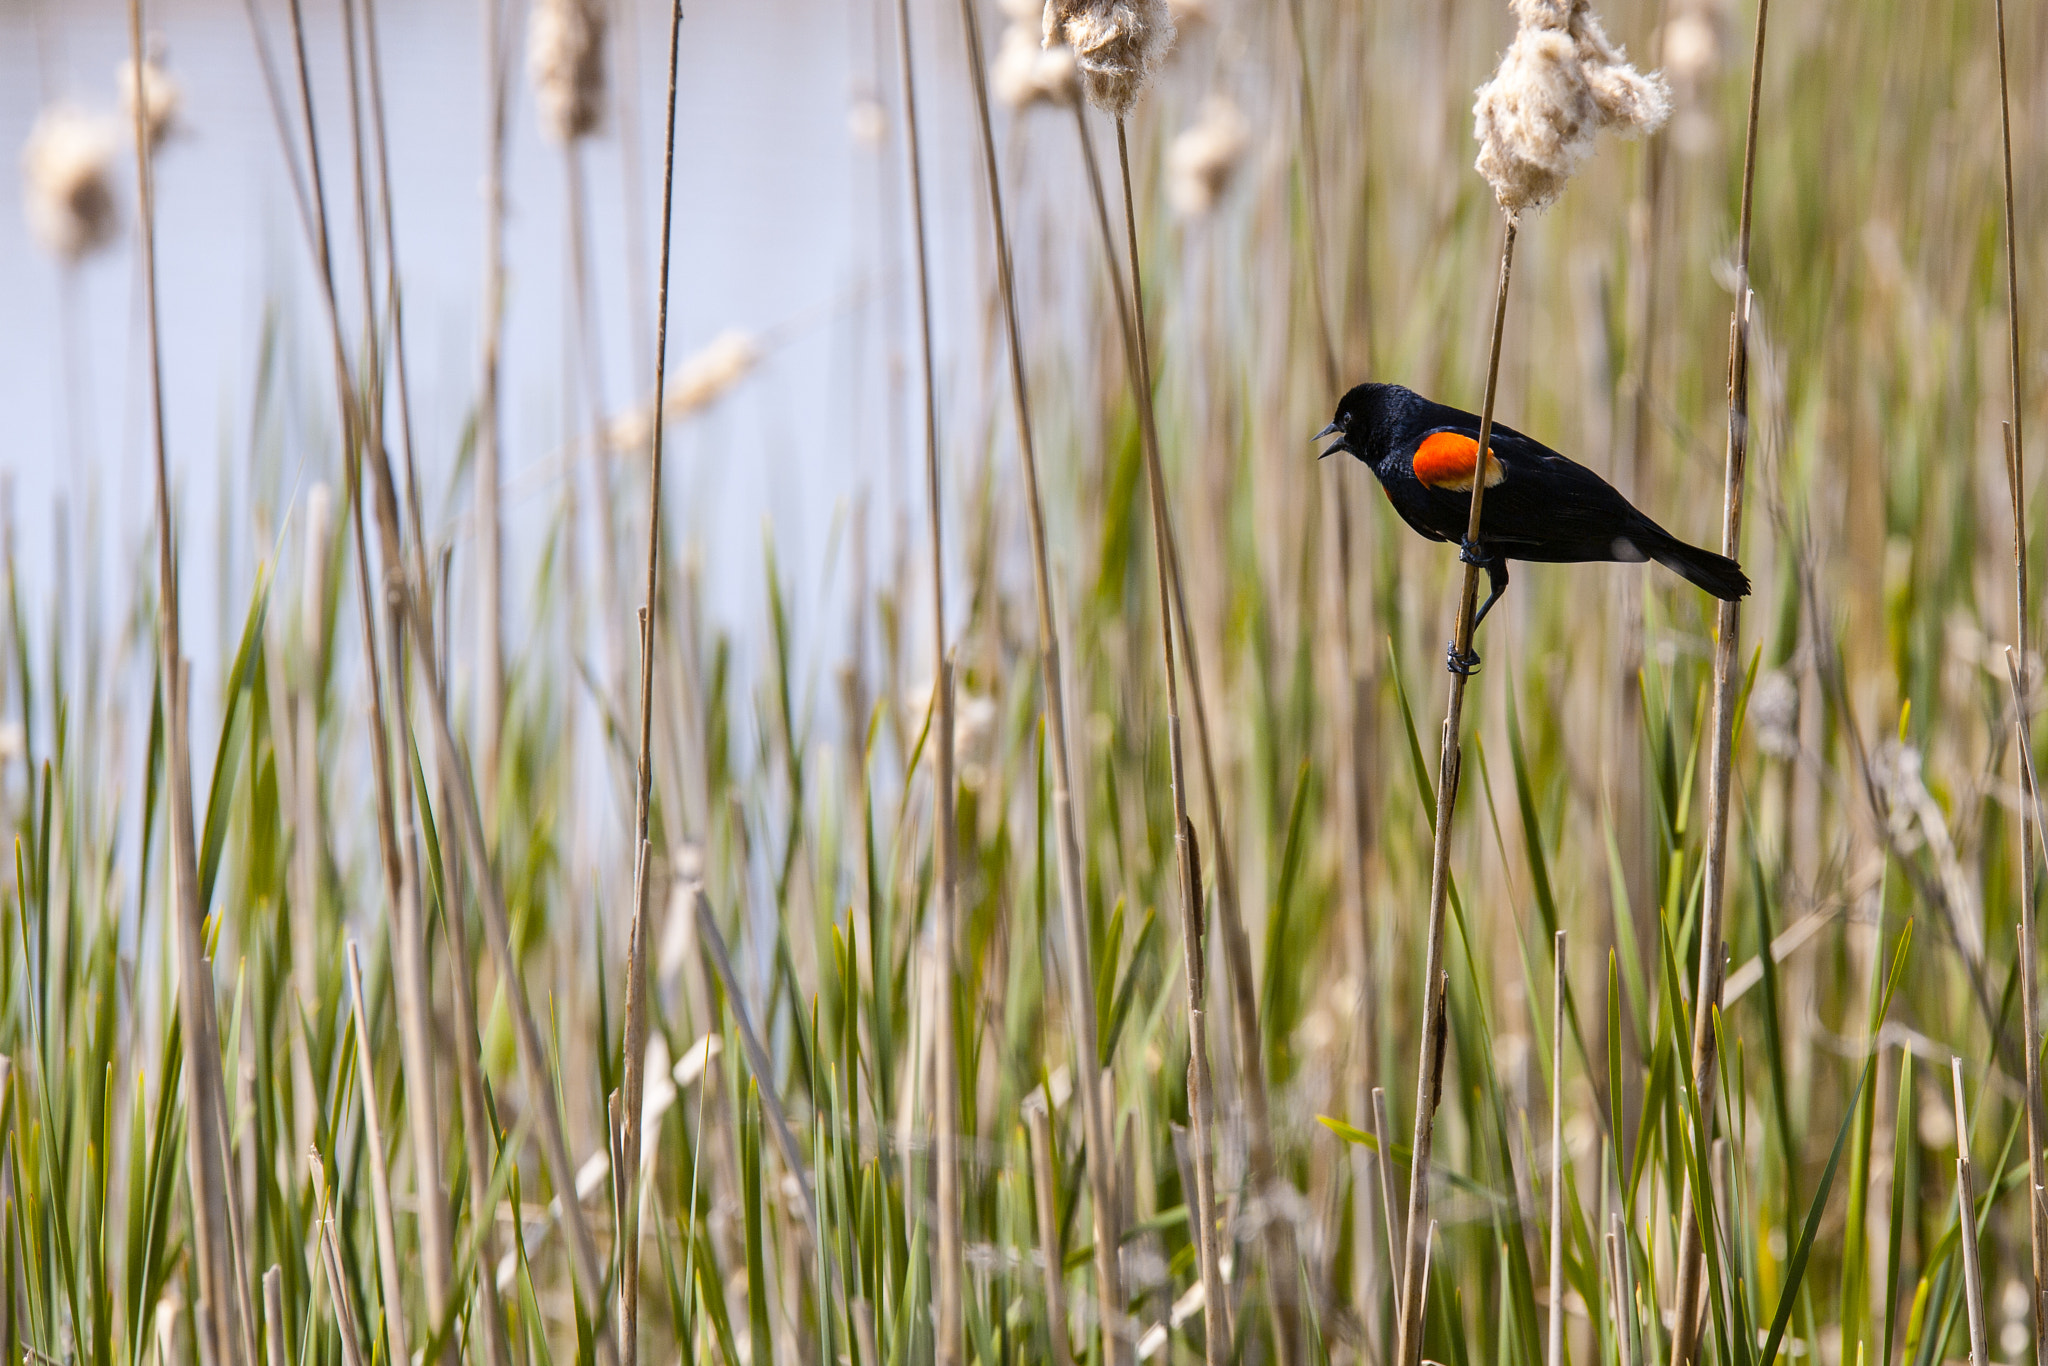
[1412, 432, 1505, 492]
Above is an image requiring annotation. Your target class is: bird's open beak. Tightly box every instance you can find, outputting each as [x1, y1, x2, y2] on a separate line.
[1313, 421, 1344, 459]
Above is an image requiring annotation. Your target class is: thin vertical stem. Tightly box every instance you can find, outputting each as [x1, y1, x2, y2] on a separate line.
[1668, 5, 1770, 1358]
[343, 942, 411, 1366]
[1548, 934, 1567, 1366]
[951, 11, 1121, 1350]
[1994, 0, 2044, 1346]
[475, 0, 509, 827]
[1955, 1059, 1989, 1366]
[889, 0, 963, 1355]
[1395, 212, 1519, 1366]
[127, 4, 247, 1362]
[1027, 1101, 1078, 1366]
[1106, 112, 1227, 1366]
[619, 6, 687, 1362]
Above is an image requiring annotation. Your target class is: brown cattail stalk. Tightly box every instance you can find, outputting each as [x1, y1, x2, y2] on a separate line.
[262, 1266, 286, 1366]
[619, 4, 686, 1362]
[1955, 1059, 1990, 1366]
[332, 1, 459, 1345]
[343, 942, 411, 1366]
[956, 2, 1127, 1357]
[1395, 217, 1517, 1366]
[1666, 4, 1768, 1359]
[1105, 110, 1231, 1366]
[890, 0, 964, 1352]
[1992, 0, 2045, 1345]
[476, 0, 511, 828]
[1547, 934, 1567, 1366]
[1026, 1100, 1079, 1366]
[310, 1151, 371, 1366]
[127, 4, 250, 1361]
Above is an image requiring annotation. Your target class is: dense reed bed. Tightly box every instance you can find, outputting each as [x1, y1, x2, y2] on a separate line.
[6, 0, 2048, 1363]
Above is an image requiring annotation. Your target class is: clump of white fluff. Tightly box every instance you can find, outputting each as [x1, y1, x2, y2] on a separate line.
[1166, 96, 1248, 217]
[22, 104, 120, 263]
[1043, 0, 1174, 119]
[118, 50, 181, 152]
[528, 0, 607, 143]
[993, 19, 1078, 110]
[1472, 0, 1670, 213]
[606, 330, 760, 453]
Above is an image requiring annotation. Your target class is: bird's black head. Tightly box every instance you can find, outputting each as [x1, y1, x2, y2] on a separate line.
[1315, 382, 1411, 463]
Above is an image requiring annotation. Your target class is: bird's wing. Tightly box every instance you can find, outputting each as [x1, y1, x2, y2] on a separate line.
[1406, 420, 1661, 558]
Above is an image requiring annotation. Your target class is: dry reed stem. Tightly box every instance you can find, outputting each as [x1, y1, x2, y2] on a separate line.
[1101, 111, 1229, 1366]
[395, 591, 618, 1360]
[687, 880, 821, 1226]
[952, 9, 1124, 1353]
[1955, 1059, 1990, 1366]
[618, 6, 688, 1362]
[1370, 1086, 1401, 1279]
[1026, 1101, 1079, 1366]
[1283, 8, 1371, 1350]
[1395, 213, 1518, 1366]
[343, 941, 412, 1366]
[127, 5, 247, 1361]
[334, 0, 456, 1336]
[430, 786, 516, 1366]
[263, 1266, 285, 1366]
[1547, 935, 1567, 1366]
[310, 1150, 371, 1366]
[1666, 6, 1768, 1359]
[475, 0, 510, 829]
[889, 0, 964, 1353]
[1993, 0, 2044, 1341]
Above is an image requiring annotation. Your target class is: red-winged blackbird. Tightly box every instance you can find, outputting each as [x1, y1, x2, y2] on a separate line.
[1318, 382, 1749, 674]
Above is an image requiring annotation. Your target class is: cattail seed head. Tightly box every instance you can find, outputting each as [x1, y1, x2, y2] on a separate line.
[606, 330, 760, 453]
[1166, 95, 1248, 216]
[528, 0, 607, 144]
[994, 22, 1079, 110]
[1472, 0, 1669, 214]
[118, 49, 182, 152]
[1043, 0, 1174, 118]
[22, 104, 120, 264]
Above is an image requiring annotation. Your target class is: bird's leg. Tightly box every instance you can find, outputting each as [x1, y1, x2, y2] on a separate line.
[1445, 540, 1509, 675]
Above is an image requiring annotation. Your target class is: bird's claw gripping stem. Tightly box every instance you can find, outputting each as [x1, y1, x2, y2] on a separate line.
[1458, 536, 1494, 568]
[1446, 642, 1482, 676]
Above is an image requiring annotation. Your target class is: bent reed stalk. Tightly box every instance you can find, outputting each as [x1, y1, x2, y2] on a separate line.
[1667, 4, 1770, 1359]
[1394, 211, 1518, 1366]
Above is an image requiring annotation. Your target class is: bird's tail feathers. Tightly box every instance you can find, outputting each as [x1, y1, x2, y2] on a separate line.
[1648, 533, 1750, 601]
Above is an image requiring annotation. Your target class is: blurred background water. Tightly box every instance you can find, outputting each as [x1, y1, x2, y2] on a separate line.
[0, 0, 972, 688]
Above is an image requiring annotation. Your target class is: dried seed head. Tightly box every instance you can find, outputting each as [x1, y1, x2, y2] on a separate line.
[1472, 0, 1669, 214]
[118, 50, 181, 152]
[606, 330, 760, 452]
[994, 22, 1078, 110]
[528, 0, 607, 143]
[847, 96, 888, 148]
[22, 103, 120, 263]
[1166, 95, 1248, 216]
[1043, 0, 1174, 118]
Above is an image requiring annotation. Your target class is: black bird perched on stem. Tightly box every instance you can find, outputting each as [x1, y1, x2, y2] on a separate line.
[1318, 382, 1749, 674]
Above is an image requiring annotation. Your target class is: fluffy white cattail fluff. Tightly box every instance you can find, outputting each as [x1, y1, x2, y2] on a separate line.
[118, 52, 181, 152]
[1166, 95, 1248, 216]
[605, 330, 760, 453]
[1043, 0, 1174, 118]
[1472, 0, 1669, 214]
[528, 0, 607, 144]
[994, 22, 1079, 110]
[22, 104, 120, 263]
